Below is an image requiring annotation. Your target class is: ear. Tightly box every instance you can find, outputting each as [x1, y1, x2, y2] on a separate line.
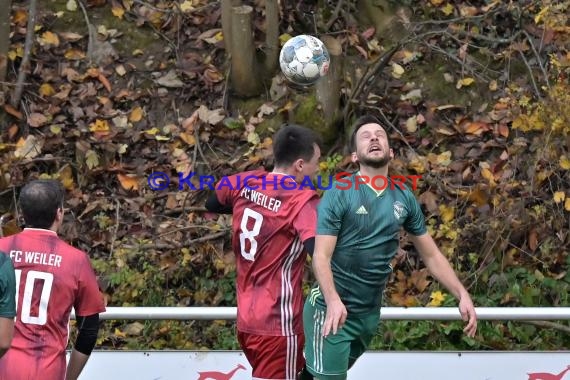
[351, 152, 358, 163]
[389, 148, 394, 159]
[293, 158, 304, 172]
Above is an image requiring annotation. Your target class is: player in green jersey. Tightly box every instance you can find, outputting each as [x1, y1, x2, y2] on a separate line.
[0, 251, 16, 359]
[301, 115, 477, 380]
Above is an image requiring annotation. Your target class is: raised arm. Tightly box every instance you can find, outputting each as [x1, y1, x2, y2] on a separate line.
[410, 233, 477, 337]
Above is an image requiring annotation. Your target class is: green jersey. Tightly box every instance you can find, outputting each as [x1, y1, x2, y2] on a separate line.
[310, 172, 427, 315]
[0, 251, 16, 319]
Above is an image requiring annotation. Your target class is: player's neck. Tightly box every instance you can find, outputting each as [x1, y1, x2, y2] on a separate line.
[270, 167, 296, 178]
[358, 165, 389, 179]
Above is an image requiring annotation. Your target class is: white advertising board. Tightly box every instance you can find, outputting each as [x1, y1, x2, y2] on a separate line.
[68, 350, 570, 380]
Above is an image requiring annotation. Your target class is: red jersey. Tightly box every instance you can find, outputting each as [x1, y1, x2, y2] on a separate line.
[0, 228, 106, 380]
[216, 170, 318, 336]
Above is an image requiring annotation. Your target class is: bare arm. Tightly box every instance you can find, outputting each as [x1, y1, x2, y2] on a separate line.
[65, 314, 100, 380]
[313, 234, 347, 336]
[0, 317, 14, 358]
[410, 233, 477, 337]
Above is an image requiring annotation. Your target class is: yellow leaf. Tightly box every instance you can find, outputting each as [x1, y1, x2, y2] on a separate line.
[560, 155, 570, 170]
[129, 107, 143, 123]
[179, 0, 194, 12]
[50, 125, 62, 134]
[456, 77, 475, 89]
[427, 291, 446, 307]
[439, 204, 454, 223]
[58, 164, 75, 190]
[391, 63, 405, 79]
[441, 3, 454, 16]
[13, 10, 27, 24]
[117, 174, 139, 191]
[155, 135, 170, 141]
[38, 31, 60, 47]
[112, 5, 125, 18]
[489, 80, 498, 91]
[8, 46, 24, 61]
[179, 132, 196, 146]
[534, 5, 549, 24]
[565, 198, 570, 212]
[39, 83, 55, 97]
[89, 119, 110, 133]
[64, 49, 85, 60]
[481, 167, 496, 185]
[279, 33, 293, 45]
[144, 127, 160, 135]
[85, 150, 99, 169]
[430, 0, 444, 5]
[132, 49, 144, 56]
[553, 191, 566, 204]
[114, 328, 127, 338]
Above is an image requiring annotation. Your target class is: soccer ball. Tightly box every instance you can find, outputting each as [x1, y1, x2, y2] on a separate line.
[279, 35, 330, 86]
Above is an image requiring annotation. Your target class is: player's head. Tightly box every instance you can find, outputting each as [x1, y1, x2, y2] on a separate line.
[349, 115, 393, 169]
[19, 179, 65, 230]
[273, 123, 322, 181]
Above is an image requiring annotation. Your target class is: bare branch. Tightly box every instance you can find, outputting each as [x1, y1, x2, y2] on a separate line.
[11, 0, 37, 108]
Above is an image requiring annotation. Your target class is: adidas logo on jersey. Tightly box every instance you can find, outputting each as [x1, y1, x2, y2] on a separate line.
[356, 205, 368, 214]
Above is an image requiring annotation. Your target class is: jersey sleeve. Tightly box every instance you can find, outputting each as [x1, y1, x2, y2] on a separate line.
[292, 195, 319, 242]
[74, 256, 106, 317]
[403, 190, 428, 236]
[316, 187, 346, 236]
[215, 174, 239, 207]
[0, 257, 16, 318]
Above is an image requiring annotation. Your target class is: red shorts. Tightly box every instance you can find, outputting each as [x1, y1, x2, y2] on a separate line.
[237, 331, 305, 380]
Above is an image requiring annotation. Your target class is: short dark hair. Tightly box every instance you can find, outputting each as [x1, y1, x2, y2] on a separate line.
[19, 179, 65, 229]
[273, 123, 322, 167]
[348, 115, 390, 152]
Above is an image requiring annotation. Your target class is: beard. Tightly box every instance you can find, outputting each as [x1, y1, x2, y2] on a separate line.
[356, 152, 391, 168]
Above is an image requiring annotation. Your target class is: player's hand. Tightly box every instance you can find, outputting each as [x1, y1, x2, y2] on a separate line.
[458, 293, 477, 338]
[323, 298, 347, 337]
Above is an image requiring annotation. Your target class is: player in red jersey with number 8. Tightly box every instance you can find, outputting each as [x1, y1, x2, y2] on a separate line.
[0, 179, 106, 380]
[206, 123, 321, 380]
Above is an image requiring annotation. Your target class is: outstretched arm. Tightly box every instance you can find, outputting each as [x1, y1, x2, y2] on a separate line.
[410, 233, 477, 337]
[65, 313, 100, 380]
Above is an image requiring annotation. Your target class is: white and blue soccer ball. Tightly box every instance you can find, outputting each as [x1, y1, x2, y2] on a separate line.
[279, 35, 330, 86]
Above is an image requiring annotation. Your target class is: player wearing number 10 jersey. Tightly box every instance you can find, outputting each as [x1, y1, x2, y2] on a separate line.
[206, 124, 322, 380]
[0, 179, 106, 380]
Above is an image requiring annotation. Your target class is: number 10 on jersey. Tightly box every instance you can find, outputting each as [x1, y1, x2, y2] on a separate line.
[14, 269, 54, 325]
[239, 208, 263, 261]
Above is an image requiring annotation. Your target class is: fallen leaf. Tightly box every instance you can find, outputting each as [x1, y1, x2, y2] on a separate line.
[58, 164, 75, 190]
[155, 70, 184, 88]
[198, 105, 225, 125]
[565, 198, 570, 212]
[14, 135, 44, 159]
[439, 204, 455, 223]
[528, 228, 538, 251]
[64, 49, 86, 60]
[391, 63, 405, 79]
[111, 1, 125, 18]
[117, 174, 139, 191]
[560, 155, 570, 170]
[405, 116, 417, 132]
[39, 83, 55, 97]
[489, 80, 498, 91]
[553, 191, 566, 204]
[115, 65, 127, 76]
[441, 3, 454, 16]
[59, 32, 83, 41]
[456, 77, 475, 89]
[38, 31, 60, 47]
[4, 104, 23, 120]
[129, 107, 144, 123]
[27, 113, 48, 128]
[66, 0, 77, 11]
[85, 150, 99, 169]
[464, 121, 490, 135]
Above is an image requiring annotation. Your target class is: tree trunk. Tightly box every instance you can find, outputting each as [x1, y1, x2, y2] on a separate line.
[11, 0, 37, 108]
[230, 5, 262, 97]
[0, 0, 11, 82]
[263, 0, 279, 77]
[316, 37, 343, 140]
[221, 0, 241, 52]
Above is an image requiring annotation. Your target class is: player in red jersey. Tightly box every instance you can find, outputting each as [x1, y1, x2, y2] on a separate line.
[0, 179, 106, 380]
[206, 123, 321, 380]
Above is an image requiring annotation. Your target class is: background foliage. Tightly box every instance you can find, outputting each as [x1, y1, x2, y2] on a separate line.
[0, 0, 569, 351]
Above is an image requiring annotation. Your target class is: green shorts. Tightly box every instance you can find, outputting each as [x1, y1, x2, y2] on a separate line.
[303, 297, 380, 380]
